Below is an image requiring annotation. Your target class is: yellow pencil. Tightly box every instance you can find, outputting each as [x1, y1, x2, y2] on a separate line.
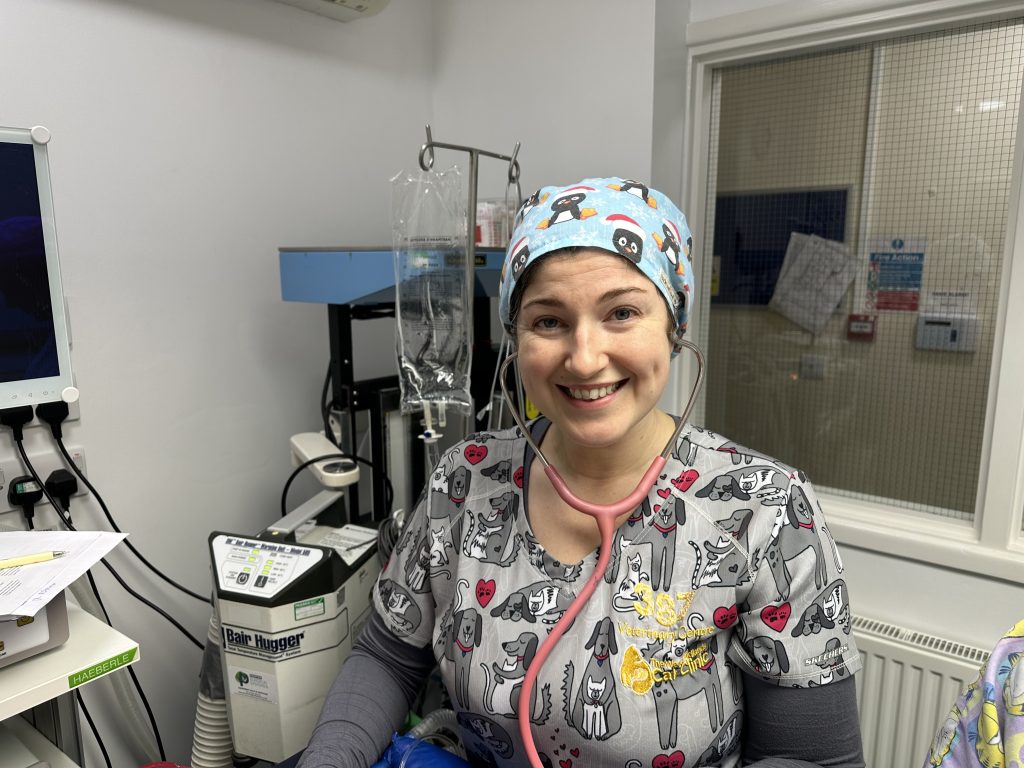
[0, 551, 68, 570]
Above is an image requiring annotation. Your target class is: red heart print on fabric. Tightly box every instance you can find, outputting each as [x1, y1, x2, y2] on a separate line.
[570, 748, 580, 757]
[476, 579, 496, 607]
[653, 751, 685, 768]
[514, 466, 524, 488]
[464, 444, 488, 464]
[657, 487, 672, 499]
[760, 603, 792, 632]
[713, 604, 738, 629]
[559, 760, 572, 768]
[673, 469, 699, 492]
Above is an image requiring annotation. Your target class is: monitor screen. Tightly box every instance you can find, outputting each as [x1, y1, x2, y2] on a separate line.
[0, 126, 73, 407]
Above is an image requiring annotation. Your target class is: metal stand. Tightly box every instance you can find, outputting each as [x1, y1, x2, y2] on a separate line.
[416, 125, 522, 445]
[418, 124, 522, 274]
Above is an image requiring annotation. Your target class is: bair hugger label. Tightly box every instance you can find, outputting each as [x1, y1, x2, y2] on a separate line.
[68, 647, 138, 689]
[222, 625, 306, 660]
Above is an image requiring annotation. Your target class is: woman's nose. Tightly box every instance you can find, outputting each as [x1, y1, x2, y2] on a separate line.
[565, 324, 608, 377]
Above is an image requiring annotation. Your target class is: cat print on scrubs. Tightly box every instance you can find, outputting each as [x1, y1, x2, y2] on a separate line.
[524, 531, 582, 582]
[403, 527, 433, 593]
[690, 508, 754, 590]
[604, 500, 650, 587]
[612, 551, 650, 613]
[457, 711, 516, 765]
[489, 581, 573, 625]
[378, 578, 421, 637]
[790, 579, 851, 637]
[563, 616, 622, 741]
[462, 492, 520, 566]
[429, 526, 452, 569]
[695, 466, 788, 507]
[480, 631, 552, 724]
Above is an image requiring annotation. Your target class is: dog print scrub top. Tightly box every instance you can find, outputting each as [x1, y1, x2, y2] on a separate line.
[373, 420, 861, 768]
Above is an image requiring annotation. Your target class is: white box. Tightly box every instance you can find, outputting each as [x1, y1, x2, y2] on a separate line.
[915, 313, 977, 352]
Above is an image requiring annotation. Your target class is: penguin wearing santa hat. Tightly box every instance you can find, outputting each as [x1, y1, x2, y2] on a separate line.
[607, 179, 658, 209]
[604, 213, 645, 264]
[505, 236, 531, 283]
[653, 218, 684, 274]
[537, 186, 597, 229]
[516, 189, 549, 227]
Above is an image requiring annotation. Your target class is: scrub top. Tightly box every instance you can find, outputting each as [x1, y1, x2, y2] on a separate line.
[374, 420, 861, 768]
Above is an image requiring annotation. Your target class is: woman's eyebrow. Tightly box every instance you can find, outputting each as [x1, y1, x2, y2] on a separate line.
[521, 286, 647, 311]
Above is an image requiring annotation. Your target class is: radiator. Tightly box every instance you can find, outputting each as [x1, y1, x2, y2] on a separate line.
[852, 615, 990, 767]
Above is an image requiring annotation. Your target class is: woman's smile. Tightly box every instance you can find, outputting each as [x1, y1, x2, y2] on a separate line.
[560, 380, 625, 403]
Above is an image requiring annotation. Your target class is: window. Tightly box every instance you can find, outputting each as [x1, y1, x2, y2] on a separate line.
[683, 2, 1024, 580]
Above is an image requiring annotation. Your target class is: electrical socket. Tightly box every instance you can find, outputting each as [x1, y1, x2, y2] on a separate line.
[799, 354, 826, 380]
[0, 444, 87, 515]
[24, 399, 81, 429]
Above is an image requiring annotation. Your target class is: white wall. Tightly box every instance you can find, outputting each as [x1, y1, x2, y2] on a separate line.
[429, 0, 658, 200]
[2, 0, 434, 763]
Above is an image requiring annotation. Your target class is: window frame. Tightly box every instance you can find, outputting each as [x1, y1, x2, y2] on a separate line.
[677, 0, 1024, 583]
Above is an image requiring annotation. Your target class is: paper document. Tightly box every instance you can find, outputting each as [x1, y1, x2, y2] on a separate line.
[769, 232, 857, 335]
[0, 530, 126, 619]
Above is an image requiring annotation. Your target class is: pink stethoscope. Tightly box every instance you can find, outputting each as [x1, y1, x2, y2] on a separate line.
[497, 338, 706, 768]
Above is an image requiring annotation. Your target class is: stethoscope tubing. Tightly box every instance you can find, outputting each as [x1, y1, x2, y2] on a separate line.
[497, 339, 706, 768]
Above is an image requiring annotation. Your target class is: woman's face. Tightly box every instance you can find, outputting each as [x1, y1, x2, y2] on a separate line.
[514, 249, 674, 451]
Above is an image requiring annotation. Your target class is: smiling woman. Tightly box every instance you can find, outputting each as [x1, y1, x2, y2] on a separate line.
[290, 179, 866, 768]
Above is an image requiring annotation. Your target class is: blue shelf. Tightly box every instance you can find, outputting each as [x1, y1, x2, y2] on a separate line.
[279, 247, 506, 305]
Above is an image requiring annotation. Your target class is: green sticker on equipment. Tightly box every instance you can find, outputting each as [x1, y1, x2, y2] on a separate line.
[68, 647, 138, 689]
[295, 597, 325, 620]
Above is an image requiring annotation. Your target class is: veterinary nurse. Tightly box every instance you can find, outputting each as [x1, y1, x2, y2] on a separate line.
[294, 179, 865, 768]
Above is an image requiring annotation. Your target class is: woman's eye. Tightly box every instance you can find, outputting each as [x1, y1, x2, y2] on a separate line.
[535, 317, 561, 330]
[611, 307, 637, 321]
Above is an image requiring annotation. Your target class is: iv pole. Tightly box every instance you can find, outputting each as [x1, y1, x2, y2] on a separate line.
[418, 124, 522, 291]
[416, 125, 522, 436]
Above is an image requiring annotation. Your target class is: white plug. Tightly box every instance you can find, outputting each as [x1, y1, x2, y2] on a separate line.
[290, 432, 360, 488]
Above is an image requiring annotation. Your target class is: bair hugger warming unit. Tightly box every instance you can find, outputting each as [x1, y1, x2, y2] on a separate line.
[208, 519, 380, 763]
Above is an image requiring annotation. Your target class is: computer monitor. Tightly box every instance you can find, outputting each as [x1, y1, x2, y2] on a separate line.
[0, 126, 74, 408]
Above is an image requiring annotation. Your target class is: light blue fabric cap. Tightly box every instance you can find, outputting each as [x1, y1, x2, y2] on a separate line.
[498, 177, 694, 345]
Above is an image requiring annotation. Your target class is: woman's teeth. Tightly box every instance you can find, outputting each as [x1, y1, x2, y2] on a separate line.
[567, 383, 621, 401]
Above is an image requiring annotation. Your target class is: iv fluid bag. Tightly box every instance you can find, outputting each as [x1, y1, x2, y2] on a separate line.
[391, 167, 473, 415]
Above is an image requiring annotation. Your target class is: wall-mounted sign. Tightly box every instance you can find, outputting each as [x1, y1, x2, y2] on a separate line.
[866, 237, 926, 311]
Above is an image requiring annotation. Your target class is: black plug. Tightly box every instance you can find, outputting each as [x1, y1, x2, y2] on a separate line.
[35, 401, 70, 439]
[45, 469, 78, 524]
[8, 475, 44, 529]
[0, 406, 34, 442]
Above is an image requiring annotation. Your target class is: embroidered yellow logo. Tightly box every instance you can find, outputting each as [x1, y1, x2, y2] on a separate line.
[619, 644, 654, 695]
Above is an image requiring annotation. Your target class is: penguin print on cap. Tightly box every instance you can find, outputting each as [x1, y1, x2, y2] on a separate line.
[607, 179, 658, 209]
[604, 214, 645, 264]
[538, 186, 598, 229]
[654, 218, 684, 275]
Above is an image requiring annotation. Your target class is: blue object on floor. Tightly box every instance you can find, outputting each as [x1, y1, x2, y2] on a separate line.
[370, 733, 471, 768]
